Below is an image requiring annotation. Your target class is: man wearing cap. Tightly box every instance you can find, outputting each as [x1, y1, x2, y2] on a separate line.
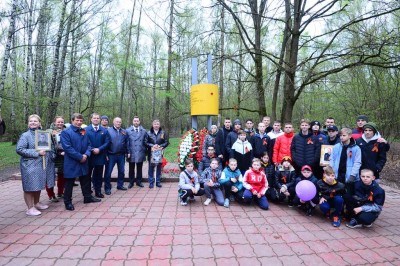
[101, 115, 109, 129]
[326, 125, 340, 145]
[215, 117, 232, 166]
[225, 119, 242, 157]
[311, 120, 327, 144]
[356, 122, 387, 180]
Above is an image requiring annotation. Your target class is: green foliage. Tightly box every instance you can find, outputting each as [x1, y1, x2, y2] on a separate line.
[163, 138, 179, 163]
[0, 142, 19, 170]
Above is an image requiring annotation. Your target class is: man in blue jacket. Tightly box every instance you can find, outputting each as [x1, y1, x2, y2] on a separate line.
[86, 113, 111, 198]
[61, 113, 101, 211]
[104, 117, 128, 194]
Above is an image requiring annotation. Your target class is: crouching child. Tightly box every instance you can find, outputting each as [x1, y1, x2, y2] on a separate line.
[219, 158, 244, 208]
[345, 169, 385, 228]
[201, 158, 224, 206]
[243, 158, 269, 210]
[317, 166, 345, 227]
[275, 156, 297, 206]
[178, 159, 205, 206]
[293, 165, 319, 216]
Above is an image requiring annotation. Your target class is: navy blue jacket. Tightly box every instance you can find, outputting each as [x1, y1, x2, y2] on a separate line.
[86, 124, 110, 166]
[146, 127, 169, 158]
[61, 125, 92, 178]
[250, 132, 272, 160]
[356, 136, 387, 179]
[215, 127, 232, 158]
[291, 131, 320, 169]
[225, 130, 240, 155]
[107, 126, 128, 155]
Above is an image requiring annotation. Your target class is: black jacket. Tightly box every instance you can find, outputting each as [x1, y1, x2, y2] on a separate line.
[215, 127, 232, 158]
[250, 132, 272, 160]
[291, 131, 320, 169]
[317, 178, 345, 200]
[356, 136, 387, 179]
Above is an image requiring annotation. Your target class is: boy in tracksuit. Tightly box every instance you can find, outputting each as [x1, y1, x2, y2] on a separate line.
[219, 158, 244, 208]
[275, 156, 297, 206]
[201, 158, 224, 206]
[345, 169, 385, 228]
[330, 128, 361, 195]
[293, 165, 319, 216]
[317, 166, 345, 227]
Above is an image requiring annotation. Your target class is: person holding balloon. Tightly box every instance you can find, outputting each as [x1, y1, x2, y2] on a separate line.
[275, 156, 297, 207]
[293, 165, 319, 216]
[317, 166, 345, 227]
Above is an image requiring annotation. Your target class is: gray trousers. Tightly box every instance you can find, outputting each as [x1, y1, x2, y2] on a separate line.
[204, 183, 224, 206]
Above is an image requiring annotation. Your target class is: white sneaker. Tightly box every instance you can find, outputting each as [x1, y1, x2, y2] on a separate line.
[180, 200, 188, 206]
[204, 198, 212, 206]
[35, 203, 49, 210]
[26, 207, 41, 216]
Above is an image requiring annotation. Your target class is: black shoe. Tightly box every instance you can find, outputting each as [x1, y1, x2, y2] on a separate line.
[149, 184, 154, 189]
[105, 190, 111, 195]
[156, 183, 162, 188]
[306, 206, 315, 216]
[117, 186, 127, 191]
[288, 200, 294, 207]
[95, 193, 104, 198]
[65, 203, 75, 211]
[136, 183, 144, 187]
[128, 183, 134, 189]
[84, 196, 101, 204]
[73, 183, 79, 186]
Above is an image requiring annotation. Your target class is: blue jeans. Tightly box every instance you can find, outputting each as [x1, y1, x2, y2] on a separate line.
[105, 154, 125, 190]
[243, 189, 269, 210]
[319, 196, 344, 217]
[148, 163, 161, 185]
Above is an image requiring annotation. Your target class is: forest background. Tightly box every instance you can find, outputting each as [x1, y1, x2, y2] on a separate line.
[0, 0, 399, 141]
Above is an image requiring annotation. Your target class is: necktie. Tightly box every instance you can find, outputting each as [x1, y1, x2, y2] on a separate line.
[136, 128, 138, 133]
[94, 126, 98, 132]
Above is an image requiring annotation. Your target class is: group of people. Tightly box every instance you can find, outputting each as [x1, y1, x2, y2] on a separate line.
[16, 113, 169, 215]
[179, 115, 388, 228]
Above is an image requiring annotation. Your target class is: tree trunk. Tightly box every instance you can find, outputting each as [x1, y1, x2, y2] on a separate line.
[165, 0, 174, 132]
[119, 0, 136, 119]
[46, 0, 68, 126]
[0, 0, 17, 117]
[33, 0, 49, 115]
[151, 40, 158, 120]
[219, 2, 225, 114]
[23, 0, 34, 119]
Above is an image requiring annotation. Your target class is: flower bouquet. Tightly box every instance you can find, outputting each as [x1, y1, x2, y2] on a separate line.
[177, 128, 208, 170]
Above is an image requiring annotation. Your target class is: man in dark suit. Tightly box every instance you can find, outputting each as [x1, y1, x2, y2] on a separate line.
[61, 113, 101, 211]
[86, 113, 111, 198]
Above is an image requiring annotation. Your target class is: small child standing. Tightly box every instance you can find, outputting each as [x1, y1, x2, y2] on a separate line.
[178, 159, 205, 206]
[293, 165, 319, 216]
[219, 158, 244, 208]
[260, 152, 278, 202]
[201, 158, 224, 206]
[345, 169, 385, 228]
[230, 130, 253, 175]
[242, 158, 269, 210]
[317, 166, 345, 227]
[275, 156, 297, 206]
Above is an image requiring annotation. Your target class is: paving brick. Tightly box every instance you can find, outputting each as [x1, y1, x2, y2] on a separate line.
[237, 257, 261, 265]
[270, 243, 295, 256]
[154, 235, 174, 246]
[170, 258, 194, 266]
[0, 243, 29, 257]
[210, 234, 230, 245]
[258, 256, 283, 265]
[77, 259, 103, 266]
[18, 244, 49, 257]
[279, 255, 304, 265]
[172, 245, 192, 259]
[100, 259, 125, 266]
[173, 234, 192, 245]
[54, 235, 80, 246]
[288, 242, 315, 255]
[193, 258, 217, 266]
[149, 245, 172, 259]
[93, 235, 117, 246]
[212, 244, 235, 258]
[53, 258, 80, 266]
[299, 254, 327, 265]
[232, 244, 256, 257]
[147, 259, 170, 266]
[339, 250, 369, 265]
[372, 247, 400, 262]
[62, 245, 90, 259]
[4, 257, 34, 266]
[318, 252, 348, 265]
[192, 244, 214, 258]
[40, 245, 69, 258]
[123, 260, 147, 266]
[105, 246, 131, 260]
[127, 245, 151, 260]
[134, 235, 154, 246]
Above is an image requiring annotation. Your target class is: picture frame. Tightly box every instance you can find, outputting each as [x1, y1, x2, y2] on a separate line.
[320, 144, 333, 166]
[35, 130, 52, 151]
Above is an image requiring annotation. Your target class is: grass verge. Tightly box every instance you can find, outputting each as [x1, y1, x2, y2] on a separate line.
[0, 142, 19, 170]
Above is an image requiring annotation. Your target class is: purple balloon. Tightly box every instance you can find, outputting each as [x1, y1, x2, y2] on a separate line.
[295, 180, 317, 201]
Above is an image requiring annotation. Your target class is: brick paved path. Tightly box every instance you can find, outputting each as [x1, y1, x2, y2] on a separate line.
[0, 179, 399, 265]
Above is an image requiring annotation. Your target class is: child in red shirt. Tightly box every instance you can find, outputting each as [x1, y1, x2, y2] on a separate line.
[243, 158, 269, 210]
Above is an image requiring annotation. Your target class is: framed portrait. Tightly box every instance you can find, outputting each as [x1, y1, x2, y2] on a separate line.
[35, 130, 51, 151]
[320, 144, 333, 166]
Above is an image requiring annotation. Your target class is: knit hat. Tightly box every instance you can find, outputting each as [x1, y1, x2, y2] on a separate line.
[301, 165, 312, 172]
[233, 119, 241, 125]
[327, 125, 338, 131]
[311, 121, 321, 128]
[363, 122, 378, 134]
[356, 115, 368, 122]
[281, 156, 293, 164]
[100, 115, 109, 121]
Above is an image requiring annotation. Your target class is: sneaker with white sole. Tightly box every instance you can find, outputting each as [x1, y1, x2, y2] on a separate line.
[346, 218, 362, 228]
[204, 198, 212, 206]
[363, 223, 373, 228]
[224, 198, 230, 208]
[180, 200, 188, 206]
[35, 203, 49, 210]
[26, 207, 41, 216]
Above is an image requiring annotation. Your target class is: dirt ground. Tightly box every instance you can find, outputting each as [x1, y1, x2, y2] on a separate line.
[380, 142, 400, 189]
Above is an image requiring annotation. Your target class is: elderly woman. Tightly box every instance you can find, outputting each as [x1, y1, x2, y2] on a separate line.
[16, 114, 55, 216]
[202, 125, 218, 156]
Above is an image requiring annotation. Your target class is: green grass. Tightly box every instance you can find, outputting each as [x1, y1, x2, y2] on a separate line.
[0, 142, 20, 169]
[164, 138, 179, 163]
